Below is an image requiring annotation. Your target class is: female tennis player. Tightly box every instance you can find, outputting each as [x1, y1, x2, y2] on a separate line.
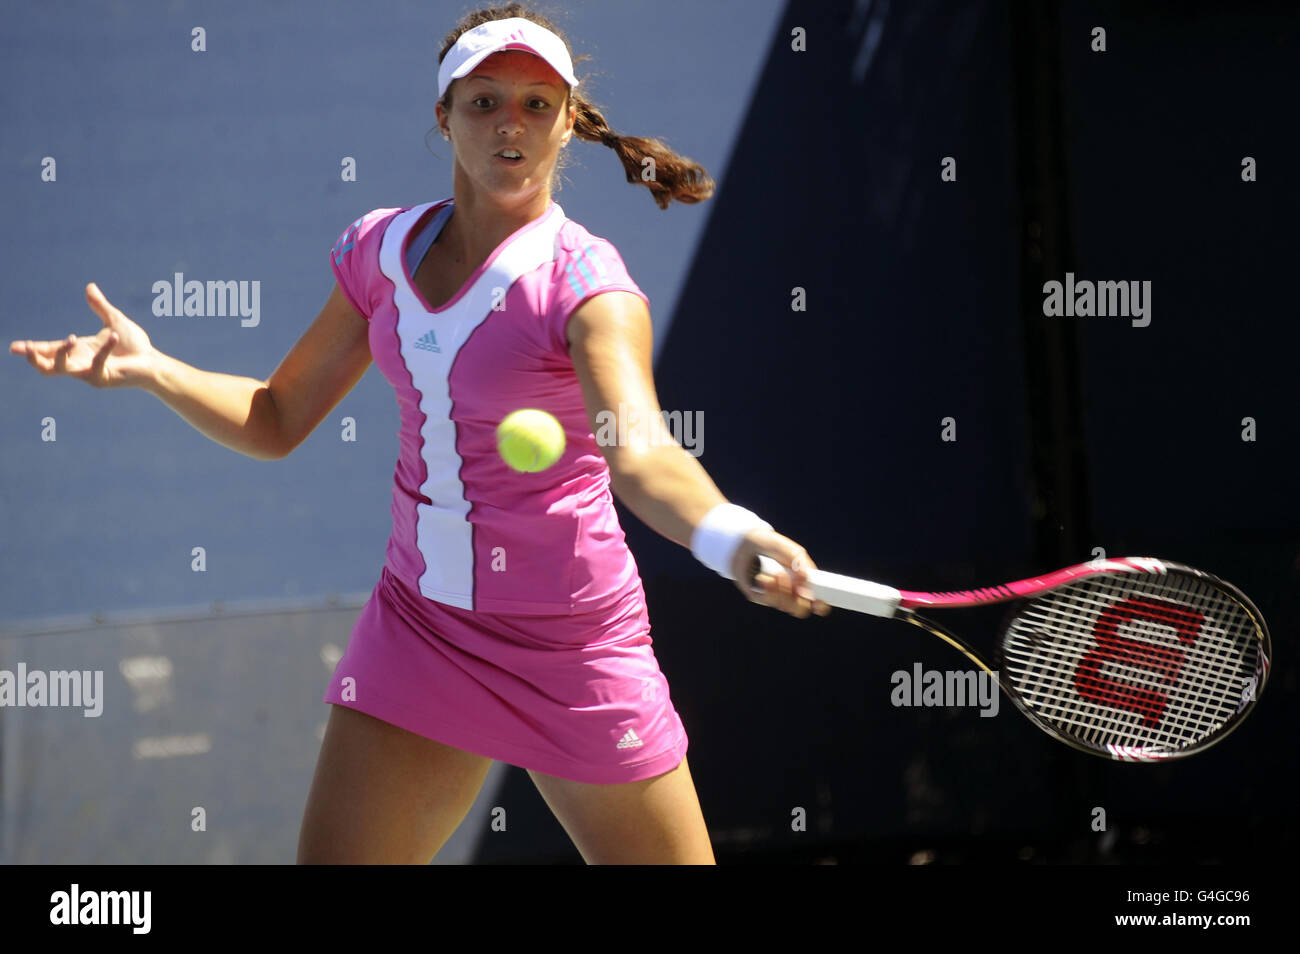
[10, 4, 829, 865]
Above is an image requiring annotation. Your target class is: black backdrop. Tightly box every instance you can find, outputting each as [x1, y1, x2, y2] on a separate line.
[482, 0, 1299, 863]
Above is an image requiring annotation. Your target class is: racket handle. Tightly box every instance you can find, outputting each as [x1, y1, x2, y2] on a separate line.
[754, 555, 902, 618]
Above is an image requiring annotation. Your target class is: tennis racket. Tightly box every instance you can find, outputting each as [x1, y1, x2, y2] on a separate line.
[750, 554, 1270, 761]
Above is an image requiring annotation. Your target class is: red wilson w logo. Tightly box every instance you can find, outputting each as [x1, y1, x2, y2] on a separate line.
[1074, 598, 1206, 728]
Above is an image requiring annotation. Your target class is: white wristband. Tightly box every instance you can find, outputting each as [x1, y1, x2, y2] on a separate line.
[691, 503, 772, 580]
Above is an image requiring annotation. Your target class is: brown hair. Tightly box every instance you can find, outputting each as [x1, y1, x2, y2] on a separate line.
[434, 3, 714, 209]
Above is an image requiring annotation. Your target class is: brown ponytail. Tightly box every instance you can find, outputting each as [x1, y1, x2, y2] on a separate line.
[436, 3, 715, 209]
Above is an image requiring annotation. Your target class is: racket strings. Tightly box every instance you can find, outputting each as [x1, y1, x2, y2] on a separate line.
[999, 572, 1261, 754]
[1007, 579, 1249, 703]
[1009, 588, 1251, 752]
[1008, 594, 1245, 715]
[1008, 580, 1256, 752]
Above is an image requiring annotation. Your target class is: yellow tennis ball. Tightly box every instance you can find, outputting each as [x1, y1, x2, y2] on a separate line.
[497, 409, 565, 473]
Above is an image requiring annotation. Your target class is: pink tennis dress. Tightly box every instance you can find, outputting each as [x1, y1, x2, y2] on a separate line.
[321, 198, 689, 783]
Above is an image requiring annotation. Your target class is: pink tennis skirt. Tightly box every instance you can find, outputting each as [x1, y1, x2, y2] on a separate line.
[323, 565, 689, 784]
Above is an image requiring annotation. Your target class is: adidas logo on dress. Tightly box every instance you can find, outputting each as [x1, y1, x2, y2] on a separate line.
[415, 329, 441, 353]
[616, 728, 644, 750]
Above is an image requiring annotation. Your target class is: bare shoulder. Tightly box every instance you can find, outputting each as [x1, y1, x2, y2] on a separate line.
[266, 282, 372, 456]
[566, 291, 650, 352]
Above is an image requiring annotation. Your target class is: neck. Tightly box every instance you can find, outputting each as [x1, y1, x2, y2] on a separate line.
[442, 176, 552, 263]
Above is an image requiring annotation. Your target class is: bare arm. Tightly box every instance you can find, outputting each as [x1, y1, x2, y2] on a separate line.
[142, 353, 285, 461]
[11, 281, 371, 462]
[566, 291, 828, 617]
[146, 282, 372, 460]
[260, 282, 373, 457]
[570, 293, 725, 548]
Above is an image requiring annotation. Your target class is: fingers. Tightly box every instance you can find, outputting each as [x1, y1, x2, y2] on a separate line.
[775, 547, 830, 616]
[12, 334, 93, 378]
[85, 282, 120, 332]
[89, 331, 117, 380]
[750, 568, 811, 617]
[52, 335, 77, 375]
[12, 337, 66, 373]
[737, 536, 832, 619]
[10, 283, 119, 379]
[760, 559, 831, 619]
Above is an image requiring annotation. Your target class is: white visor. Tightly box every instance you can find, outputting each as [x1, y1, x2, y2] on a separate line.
[437, 17, 579, 99]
